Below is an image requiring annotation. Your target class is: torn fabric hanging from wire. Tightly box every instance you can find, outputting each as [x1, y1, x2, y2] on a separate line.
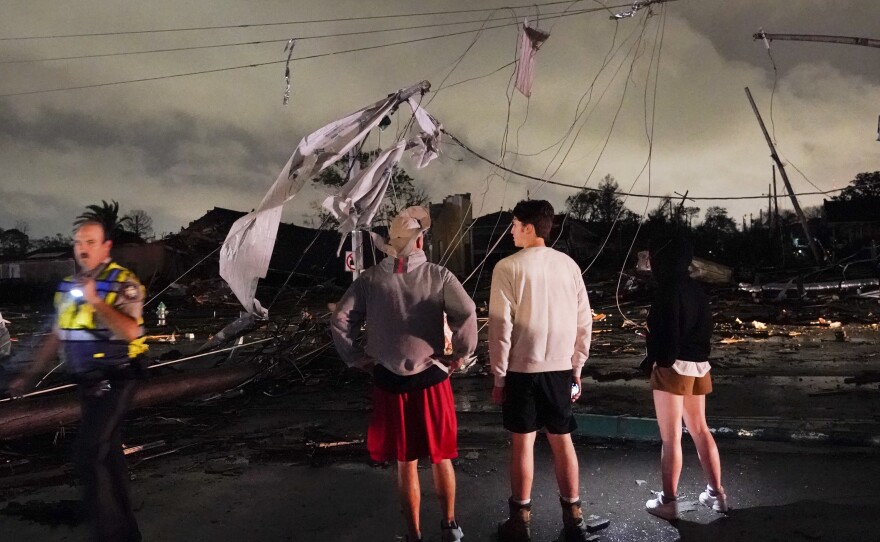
[514, 20, 550, 98]
[322, 139, 407, 254]
[283, 38, 296, 105]
[220, 81, 430, 316]
[406, 97, 442, 168]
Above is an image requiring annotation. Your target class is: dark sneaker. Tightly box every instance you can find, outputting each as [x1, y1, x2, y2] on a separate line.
[498, 498, 531, 542]
[560, 498, 609, 541]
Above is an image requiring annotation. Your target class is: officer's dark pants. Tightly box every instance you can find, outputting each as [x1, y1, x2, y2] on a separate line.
[74, 377, 141, 542]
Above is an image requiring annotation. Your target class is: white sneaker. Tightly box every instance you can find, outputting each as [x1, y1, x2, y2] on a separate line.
[699, 485, 729, 513]
[645, 491, 678, 520]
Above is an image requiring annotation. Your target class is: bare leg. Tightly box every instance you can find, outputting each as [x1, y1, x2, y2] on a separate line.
[432, 459, 456, 523]
[546, 433, 579, 499]
[653, 390, 684, 498]
[398, 460, 421, 540]
[682, 394, 724, 493]
[510, 432, 537, 501]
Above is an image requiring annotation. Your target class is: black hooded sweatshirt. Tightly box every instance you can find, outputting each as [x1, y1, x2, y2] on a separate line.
[645, 236, 712, 368]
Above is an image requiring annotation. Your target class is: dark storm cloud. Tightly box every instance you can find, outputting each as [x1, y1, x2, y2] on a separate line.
[676, 0, 880, 84]
[0, 102, 285, 184]
[1, 0, 877, 238]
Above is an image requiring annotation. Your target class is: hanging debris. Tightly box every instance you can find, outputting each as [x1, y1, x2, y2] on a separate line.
[322, 140, 407, 252]
[405, 97, 442, 168]
[282, 39, 296, 106]
[219, 81, 431, 316]
[611, 0, 669, 19]
[514, 20, 550, 98]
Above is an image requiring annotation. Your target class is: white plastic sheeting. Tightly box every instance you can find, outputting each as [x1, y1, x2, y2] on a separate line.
[322, 140, 407, 253]
[220, 92, 402, 315]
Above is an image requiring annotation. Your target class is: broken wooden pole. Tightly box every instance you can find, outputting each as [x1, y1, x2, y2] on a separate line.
[0, 363, 260, 440]
[744, 87, 823, 264]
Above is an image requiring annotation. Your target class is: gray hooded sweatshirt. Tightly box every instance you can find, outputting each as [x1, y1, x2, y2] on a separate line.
[330, 250, 478, 376]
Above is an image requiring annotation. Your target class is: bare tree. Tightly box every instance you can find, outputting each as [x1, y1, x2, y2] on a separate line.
[14, 220, 29, 236]
[125, 209, 154, 241]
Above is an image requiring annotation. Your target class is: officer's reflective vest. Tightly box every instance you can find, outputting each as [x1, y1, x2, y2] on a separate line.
[55, 261, 148, 375]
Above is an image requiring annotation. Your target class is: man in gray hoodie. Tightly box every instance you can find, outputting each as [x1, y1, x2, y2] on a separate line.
[331, 206, 478, 542]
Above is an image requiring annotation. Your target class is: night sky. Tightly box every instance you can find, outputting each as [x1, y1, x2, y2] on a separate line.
[2, 0, 878, 238]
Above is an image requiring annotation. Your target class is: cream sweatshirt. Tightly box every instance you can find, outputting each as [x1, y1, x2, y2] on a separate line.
[488, 246, 592, 387]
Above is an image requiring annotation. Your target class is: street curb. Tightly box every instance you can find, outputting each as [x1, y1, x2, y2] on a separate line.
[452, 410, 880, 448]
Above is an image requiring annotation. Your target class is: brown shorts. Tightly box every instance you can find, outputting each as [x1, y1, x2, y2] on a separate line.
[651, 366, 712, 396]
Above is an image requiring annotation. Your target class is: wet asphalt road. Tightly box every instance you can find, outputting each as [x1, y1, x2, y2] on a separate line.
[1, 409, 879, 542]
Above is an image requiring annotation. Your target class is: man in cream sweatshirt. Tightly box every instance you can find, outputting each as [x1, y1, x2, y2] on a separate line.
[489, 199, 601, 542]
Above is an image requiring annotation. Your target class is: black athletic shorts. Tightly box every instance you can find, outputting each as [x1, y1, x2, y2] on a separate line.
[502, 370, 576, 434]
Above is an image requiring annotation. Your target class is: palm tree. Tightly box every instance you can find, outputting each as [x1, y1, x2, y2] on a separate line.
[74, 200, 132, 238]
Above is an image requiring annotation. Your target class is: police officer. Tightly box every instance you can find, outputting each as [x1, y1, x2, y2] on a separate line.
[11, 220, 148, 542]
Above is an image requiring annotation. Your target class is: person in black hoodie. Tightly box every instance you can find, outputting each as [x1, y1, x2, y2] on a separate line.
[642, 234, 729, 521]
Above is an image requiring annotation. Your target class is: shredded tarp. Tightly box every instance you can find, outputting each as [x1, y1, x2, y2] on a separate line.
[220, 85, 423, 315]
[322, 140, 407, 254]
[282, 39, 296, 106]
[514, 20, 550, 98]
[406, 97, 442, 168]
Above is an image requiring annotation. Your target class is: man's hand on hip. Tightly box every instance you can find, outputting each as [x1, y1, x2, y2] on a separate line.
[439, 356, 464, 373]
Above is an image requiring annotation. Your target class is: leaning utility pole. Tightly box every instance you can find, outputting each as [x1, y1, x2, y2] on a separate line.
[753, 32, 880, 49]
[744, 87, 822, 263]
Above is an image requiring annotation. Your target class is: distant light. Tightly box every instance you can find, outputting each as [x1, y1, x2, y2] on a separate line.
[70, 288, 84, 298]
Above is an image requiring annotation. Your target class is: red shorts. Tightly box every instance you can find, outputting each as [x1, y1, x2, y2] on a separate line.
[367, 378, 458, 464]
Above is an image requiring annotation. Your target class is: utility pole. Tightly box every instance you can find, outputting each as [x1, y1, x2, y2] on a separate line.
[754, 32, 880, 49]
[350, 230, 363, 279]
[773, 164, 779, 233]
[773, 166, 784, 267]
[744, 87, 822, 264]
